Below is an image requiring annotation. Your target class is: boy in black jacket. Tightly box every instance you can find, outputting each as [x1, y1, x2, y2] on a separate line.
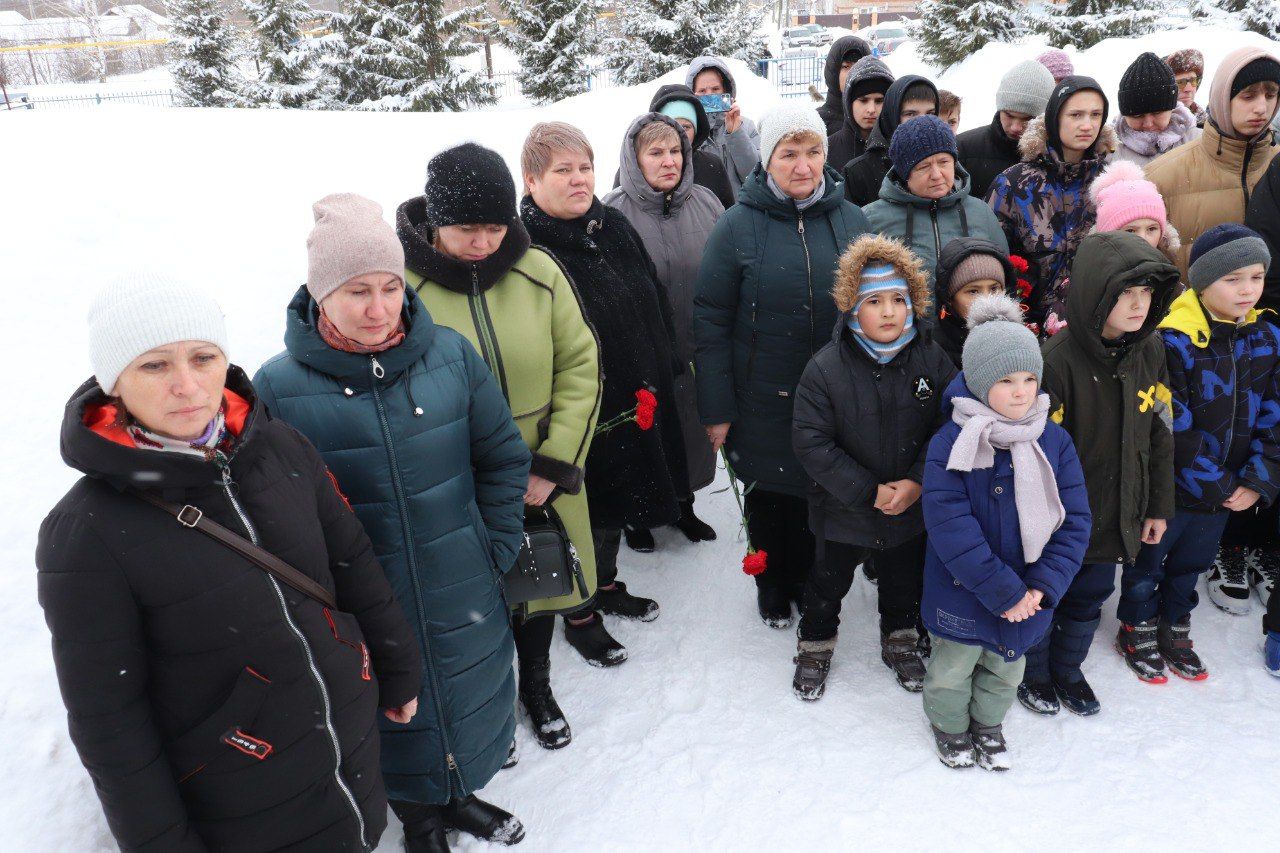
[791, 235, 957, 700]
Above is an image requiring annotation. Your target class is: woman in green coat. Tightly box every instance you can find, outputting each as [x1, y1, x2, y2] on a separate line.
[397, 143, 602, 752]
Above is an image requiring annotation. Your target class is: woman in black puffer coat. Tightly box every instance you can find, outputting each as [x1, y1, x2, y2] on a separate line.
[37, 277, 421, 852]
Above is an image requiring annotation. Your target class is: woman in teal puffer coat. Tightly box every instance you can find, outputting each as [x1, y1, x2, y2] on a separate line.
[254, 194, 531, 853]
[863, 115, 1008, 289]
[694, 105, 871, 630]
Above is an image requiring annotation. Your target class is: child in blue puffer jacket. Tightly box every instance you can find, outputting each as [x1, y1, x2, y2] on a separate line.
[921, 294, 1091, 771]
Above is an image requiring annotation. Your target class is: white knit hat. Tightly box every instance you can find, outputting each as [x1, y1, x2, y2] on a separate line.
[758, 104, 828, 167]
[88, 272, 229, 395]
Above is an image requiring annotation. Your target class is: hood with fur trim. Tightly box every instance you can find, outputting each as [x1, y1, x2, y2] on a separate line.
[1018, 115, 1118, 164]
[832, 234, 931, 322]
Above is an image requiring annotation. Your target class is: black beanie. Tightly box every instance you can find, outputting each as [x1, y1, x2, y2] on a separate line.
[424, 143, 518, 227]
[1231, 56, 1280, 99]
[1046, 75, 1110, 155]
[1119, 52, 1178, 116]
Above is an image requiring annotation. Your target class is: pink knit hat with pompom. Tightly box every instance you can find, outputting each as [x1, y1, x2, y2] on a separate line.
[1090, 160, 1168, 235]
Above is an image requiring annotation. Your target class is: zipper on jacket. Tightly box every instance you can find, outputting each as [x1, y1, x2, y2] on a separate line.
[368, 357, 466, 797]
[1223, 326, 1240, 469]
[467, 269, 510, 400]
[929, 202, 943, 261]
[217, 464, 368, 847]
[798, 217, 815, 354]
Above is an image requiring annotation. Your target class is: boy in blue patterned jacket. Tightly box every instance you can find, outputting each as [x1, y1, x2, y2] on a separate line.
[1121, 225, 1279, 681]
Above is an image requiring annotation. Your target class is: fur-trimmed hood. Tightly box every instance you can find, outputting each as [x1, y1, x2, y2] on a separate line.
[1018, 115, 1118, 164]
[832, 234, 931, 319]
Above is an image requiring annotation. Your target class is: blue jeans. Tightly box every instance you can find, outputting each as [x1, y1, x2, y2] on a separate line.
[1120, 510, 1230, 625]
[1023, 562, 1117, 683]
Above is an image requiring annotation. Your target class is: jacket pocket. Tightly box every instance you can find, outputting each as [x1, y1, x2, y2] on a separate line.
[323, 607, 372, 682]
[168, 666, 274, 784]
[467, 501, 505, 582]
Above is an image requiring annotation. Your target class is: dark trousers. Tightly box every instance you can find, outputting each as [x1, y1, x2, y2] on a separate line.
[511, 612, 555, 662]
[744, 489, 815, 598]
[1024, 561, 1117, 683]
[798, 535, 925, 642]
[1120, 509, 1231, 625]
[592, 526, 622, 588]
[1221, 500, 1280, 551]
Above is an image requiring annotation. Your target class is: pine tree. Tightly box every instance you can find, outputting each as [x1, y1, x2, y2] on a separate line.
[606, 0, 766, 88]
[1236, 0, 1280, 39]
[331, 0, 494, 110]
[915, 0, 1020, 70]
[499, 0, 599, 105]
[242, 0, 327, 108]
[167, 0, 246, 107]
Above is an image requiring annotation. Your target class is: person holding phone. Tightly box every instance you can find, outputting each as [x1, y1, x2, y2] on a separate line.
[686, 56, 762, 196]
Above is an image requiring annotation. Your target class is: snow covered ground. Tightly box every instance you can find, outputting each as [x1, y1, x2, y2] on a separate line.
[4, 24, 1280, 852]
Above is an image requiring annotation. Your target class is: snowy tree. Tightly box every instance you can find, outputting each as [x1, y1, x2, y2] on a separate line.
[166, 0, 246, 107]
[605, 0, 766, 88]
[915, 0, 1020, 70]
[1228, 0, 1280, 39]
[1030, 0, 1169, 50]
[242, 0, 328, 108]
[499, 0, 599, 105]
[330, 0, 494, 111]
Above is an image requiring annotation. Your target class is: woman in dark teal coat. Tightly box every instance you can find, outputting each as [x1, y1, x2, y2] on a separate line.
[694, 106, 871, 630]
[254, 194, 531, 852]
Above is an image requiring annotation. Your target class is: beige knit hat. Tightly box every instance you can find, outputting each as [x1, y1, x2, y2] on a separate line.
[306, 193, 405, 304]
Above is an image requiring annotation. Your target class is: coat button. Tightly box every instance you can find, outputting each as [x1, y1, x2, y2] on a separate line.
[343, 387, 354, 397]
[1008, 650, 1016, 658]
[954, 579, 962, 587]
[994, 486, 1004, 495]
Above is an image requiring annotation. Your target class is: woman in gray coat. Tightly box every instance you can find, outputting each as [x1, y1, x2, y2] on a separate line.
[604, 113, 726, 552]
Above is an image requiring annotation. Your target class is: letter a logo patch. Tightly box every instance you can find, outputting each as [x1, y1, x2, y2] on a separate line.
[913, 376, 934, 401]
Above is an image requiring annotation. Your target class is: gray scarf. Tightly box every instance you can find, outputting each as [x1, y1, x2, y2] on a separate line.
[767, 174, 826, 211]
[947, 394, 1064, 564]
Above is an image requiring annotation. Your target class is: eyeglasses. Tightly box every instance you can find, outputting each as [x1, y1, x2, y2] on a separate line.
[1175, 75, 1201, 89]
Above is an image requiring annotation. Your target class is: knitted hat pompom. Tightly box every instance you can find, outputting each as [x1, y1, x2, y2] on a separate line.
[966, 292, 1025, 331]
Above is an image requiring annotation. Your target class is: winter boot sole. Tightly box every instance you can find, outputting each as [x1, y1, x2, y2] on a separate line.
[518, 704, 573, 750]
[937, 754, 975, 769]
[1162, 656, 1209, 681]
[1016, 683, 1060, 716]
[1206, 589, 1252, 616]
[793, 684, 826, 701]
[1112, 639, 1169, 684]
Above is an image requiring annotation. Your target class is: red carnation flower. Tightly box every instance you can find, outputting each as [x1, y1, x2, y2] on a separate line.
[635, 388, 657, 431]
[1016, 278, 1032, 298]
[742, 549, 768, 576]
[1008, 254, 1030, 273]
[635, 388, 656, 409]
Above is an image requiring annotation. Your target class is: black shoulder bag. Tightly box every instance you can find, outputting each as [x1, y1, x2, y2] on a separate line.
[505, 503, 584, 606]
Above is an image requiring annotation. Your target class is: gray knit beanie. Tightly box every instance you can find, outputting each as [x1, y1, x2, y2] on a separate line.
[997, 60, 1056, 117]
[88, 272, 229, 396]
[962, 293, 1043, 405]
[306, 193, 405, 304]
[1188, 223, 1272, 292]
[758, 104, 828, 167]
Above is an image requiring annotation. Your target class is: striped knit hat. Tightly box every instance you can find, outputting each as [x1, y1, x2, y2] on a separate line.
[848, 261, 915, 364]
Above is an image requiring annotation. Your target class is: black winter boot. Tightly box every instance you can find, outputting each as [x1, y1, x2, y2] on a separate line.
[757, 586, 793, 629]
[518, 656, 571, 750]
[1115, 621, 1168, 684]
[930, 725, 976, 769]
[1158, 617, 1208, 681]
[1017, 679, 1060, 715]
[391, 800, 451, 853]
[968, 721, 1010, 771]
[862, 557, 879, 585]
[442, 795, 525, 846]
[674, 499, 717, 542]
[880, 629, 926, 692]
[1052, 675, 1101, 716]
[622, 525, 655, 553]
[792, 637, 835, 701]
[564, 612, 628, 667]
[595, 581, 659, 622]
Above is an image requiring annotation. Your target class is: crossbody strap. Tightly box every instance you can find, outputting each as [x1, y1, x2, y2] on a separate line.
[130, 489, 338, 610]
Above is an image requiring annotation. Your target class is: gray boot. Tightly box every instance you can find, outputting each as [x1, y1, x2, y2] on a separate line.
[792, 637, 836, 701]
[930, 724, 976, 769]
[968, 721, 1010, 771]
[881, 628, 927, 693]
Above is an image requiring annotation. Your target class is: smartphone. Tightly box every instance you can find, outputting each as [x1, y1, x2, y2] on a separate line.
[698, 94, 733, 114]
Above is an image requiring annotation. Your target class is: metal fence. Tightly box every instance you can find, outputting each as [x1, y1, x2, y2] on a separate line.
[5, 55, 831, 111]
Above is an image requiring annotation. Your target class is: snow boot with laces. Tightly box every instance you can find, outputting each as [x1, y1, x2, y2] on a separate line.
[792, 637, 835, 701]
[1207, 546, 1252, 615]
[564, 612, 628, 667]
[442, 795, 525, 846]
[518, 655, 571, 750]
[969, 721, 1011, 771]
[1249, 548, 1279, 606]
[930, 725, 976, 769]
[1159, 617, 1208, 680]
[880, 628, 926, 692]
[1116, 620, 1168, 684]
[595, 581, 659, 622]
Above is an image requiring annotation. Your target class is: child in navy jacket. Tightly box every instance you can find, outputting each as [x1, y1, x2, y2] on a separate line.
[921, 295, 1091, 770]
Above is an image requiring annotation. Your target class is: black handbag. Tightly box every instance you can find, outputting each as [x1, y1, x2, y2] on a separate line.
[503, 503, 585, 606]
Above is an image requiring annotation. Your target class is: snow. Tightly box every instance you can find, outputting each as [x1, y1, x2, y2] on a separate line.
[5, 27, 1280, 851]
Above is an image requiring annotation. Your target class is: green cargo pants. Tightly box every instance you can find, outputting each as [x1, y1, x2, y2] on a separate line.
[923, 632, 1025, 734]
